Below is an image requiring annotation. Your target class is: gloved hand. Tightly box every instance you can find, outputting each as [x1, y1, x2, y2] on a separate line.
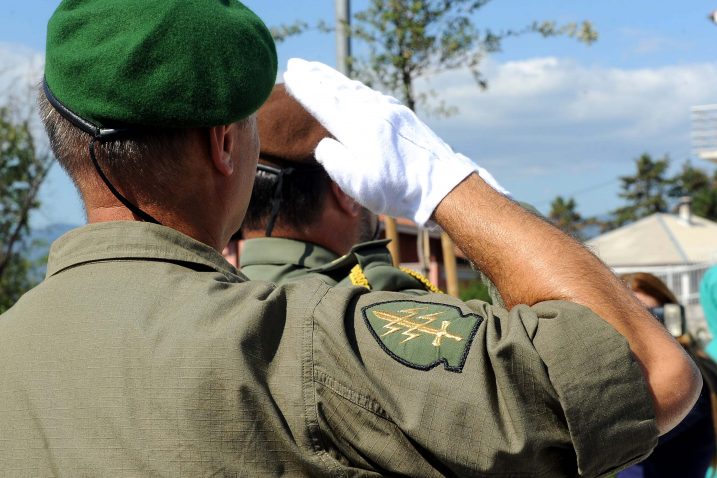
[283, 58, 509, 226]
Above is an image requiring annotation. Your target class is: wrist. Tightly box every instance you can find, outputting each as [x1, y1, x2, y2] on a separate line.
[432, 173, 486, 225]
[414, 160, 475, 226]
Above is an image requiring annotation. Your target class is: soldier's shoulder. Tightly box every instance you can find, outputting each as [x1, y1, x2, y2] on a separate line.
[311, 240, 441, 294]
[312, 287, 490, 378]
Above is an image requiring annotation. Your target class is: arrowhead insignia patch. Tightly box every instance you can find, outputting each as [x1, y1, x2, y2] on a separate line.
[362, 300, 483, 373]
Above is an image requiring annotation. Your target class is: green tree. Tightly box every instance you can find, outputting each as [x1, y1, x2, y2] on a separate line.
[607, 153, 672, 229]
[692, 181, 717, 221]
[351, 0, 595, 114]
[274, 0, 597, 115]
[548, 196, 584, 239]
[670, 160, 710, 196]
[669, 161, 717, 221]
[0, 106, 54, 312]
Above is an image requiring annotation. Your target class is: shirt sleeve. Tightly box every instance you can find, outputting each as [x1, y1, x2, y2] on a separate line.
[308, 287, 658, 477]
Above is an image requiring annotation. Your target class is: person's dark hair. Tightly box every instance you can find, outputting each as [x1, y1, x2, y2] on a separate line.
[620, 272, 678, 306]
[38, 84, 195, 197]
[242, 166, 331, 232]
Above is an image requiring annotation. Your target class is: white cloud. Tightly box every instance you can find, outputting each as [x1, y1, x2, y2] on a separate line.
[415, 57, 717, 163]
[413, 57, 717, 214]
[0, 42, 44, 108]
[425, 57, 717, 130]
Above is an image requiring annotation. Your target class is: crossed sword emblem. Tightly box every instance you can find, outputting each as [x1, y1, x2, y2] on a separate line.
[372, 307, 463, 347]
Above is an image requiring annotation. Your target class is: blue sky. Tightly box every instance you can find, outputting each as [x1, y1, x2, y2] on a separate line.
[2, 0, 717, 226]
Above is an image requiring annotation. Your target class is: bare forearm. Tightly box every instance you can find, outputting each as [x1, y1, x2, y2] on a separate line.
[436, 174, 627, 310]
[434, 173, 701, 434]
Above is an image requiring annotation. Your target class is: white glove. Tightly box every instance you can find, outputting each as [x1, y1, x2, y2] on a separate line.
[283, 58, 509, 226]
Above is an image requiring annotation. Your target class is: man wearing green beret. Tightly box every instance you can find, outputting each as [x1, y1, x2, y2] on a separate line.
[0, 0, 702, 476]
[239, 84, 441, 294]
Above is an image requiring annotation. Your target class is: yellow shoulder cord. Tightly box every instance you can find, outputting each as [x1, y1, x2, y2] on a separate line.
[350, 264, 444, 294]
[398, 266, 443, 294]
[349, 264, 371, 289]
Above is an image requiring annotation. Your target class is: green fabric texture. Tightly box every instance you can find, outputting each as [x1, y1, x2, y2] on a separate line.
[45, 0, 277, 128]
[239, 237, 340, 285]
[240, 237, 432, 294]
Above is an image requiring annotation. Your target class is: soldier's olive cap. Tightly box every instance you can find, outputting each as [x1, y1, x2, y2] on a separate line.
[45, 0, 277, 129]
[258, 84, 330, 167]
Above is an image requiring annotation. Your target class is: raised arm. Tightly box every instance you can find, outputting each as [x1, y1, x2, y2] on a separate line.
[434, 173, 700, 434]
[283, 58, 701, 434]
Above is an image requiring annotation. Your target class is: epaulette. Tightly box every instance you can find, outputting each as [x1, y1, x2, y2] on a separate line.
[309, 239, 441, 294]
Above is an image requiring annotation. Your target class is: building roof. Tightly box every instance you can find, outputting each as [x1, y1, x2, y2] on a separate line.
[586, 212, 717, 267]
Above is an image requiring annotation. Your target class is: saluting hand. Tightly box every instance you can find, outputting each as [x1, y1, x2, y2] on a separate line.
[283, 58, 508, 226]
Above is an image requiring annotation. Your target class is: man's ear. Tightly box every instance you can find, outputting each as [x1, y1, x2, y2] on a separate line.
[330, 181, 361, 217]
[208, 124, 236, 176]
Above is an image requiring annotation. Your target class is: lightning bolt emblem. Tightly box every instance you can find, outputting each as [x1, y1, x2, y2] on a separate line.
[372, 307, 463, 347]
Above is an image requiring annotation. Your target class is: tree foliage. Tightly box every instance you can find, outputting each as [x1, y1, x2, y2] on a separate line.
[608, 153, 672, 229]
[670, 161, 717, 221]
[351, 0, 595, 113]
[273, 0, 597, 115]
[549, 196, 584, 239]
[554, 155, 717, 235]
[0, 106, 54, 312]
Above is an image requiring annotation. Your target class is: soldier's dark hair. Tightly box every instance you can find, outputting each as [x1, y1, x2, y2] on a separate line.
[38, 85, 196, 197]
[242, 167, 331, 232]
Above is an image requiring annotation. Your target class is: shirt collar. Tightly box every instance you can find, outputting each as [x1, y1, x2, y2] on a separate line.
[240, 237, 338, 270]
[46, 221, 243, 280]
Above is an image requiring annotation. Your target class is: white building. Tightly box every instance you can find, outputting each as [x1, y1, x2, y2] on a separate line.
[692, 104, 717, 163]
[586, 200, 717, 334]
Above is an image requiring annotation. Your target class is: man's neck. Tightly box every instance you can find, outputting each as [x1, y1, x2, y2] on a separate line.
[87, 205, 229, 252]
[243, 227, 354, 256]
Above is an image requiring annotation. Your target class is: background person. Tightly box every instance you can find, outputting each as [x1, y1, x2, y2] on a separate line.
[618, 272, 716, 478]
[700, 266, 717, 361]
[239, 84, 440, 293]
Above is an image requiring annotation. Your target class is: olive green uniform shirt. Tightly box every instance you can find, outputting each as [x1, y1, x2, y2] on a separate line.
[0, 222, 657, 477]
[240, 237, 434, 293]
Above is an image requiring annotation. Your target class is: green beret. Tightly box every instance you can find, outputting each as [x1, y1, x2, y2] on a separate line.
[258, 84, 330, 167]
[45, 0, 277, 128]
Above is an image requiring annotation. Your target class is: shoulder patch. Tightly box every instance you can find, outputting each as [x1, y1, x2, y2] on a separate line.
[362, 300, 482, 373]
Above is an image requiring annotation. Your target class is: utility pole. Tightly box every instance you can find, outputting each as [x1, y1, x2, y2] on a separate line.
[335, 0, 351, 75]
[335, 0, 401, 265]
[441, 233, 459, 297]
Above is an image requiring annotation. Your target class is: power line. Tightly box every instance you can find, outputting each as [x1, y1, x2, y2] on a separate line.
[534, 178, 618, 206]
